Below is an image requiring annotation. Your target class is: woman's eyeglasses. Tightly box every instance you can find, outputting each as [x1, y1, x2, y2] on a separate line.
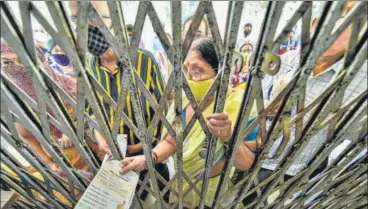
[184, 67, 205, 80]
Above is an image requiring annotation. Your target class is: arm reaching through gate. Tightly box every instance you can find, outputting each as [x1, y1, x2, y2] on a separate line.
[120, 126, 255, 174]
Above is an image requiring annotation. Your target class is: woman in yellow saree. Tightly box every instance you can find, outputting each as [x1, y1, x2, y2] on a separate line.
[120, 37, 256, 208]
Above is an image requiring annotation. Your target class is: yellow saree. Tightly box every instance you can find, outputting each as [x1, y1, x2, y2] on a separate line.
[161, 87, 251, 207]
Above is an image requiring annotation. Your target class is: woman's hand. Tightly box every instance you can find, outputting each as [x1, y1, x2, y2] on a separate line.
[120, 155, 147, 174]
[97, 138, 112, 157]
[58, 134, 74, 150]
[94, 129, 113, 157]
[206, 113, 233, 144]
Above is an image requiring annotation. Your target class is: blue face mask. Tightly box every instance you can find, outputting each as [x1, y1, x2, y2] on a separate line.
[52, 54, 71, 67]
[244, 30, 251, 37]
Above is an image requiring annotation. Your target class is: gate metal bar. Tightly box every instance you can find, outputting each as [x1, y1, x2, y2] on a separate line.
[199, 2, 243, 208]
[171, 1, 184, 208]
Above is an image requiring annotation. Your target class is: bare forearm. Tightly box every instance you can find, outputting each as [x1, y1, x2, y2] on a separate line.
[234, 142, 255, 171]
[93, 129, 104, 143]
[14, 123, 53, 163]
[153, 138, 176, 163]
[128, 143, 142, 154]
[94, 129, 141, 153]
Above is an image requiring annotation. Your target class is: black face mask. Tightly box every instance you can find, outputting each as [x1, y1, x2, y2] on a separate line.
[244, 29, 251, 37]
[87, 26, 109, 56]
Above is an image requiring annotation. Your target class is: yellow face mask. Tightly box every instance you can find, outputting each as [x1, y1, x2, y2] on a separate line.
[243, 52, 248, 63]
[187, 78, 214, 101]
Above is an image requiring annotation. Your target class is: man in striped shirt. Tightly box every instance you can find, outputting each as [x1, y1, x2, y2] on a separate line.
[86, 48, 165, 157]
[74, 1, 169, 201]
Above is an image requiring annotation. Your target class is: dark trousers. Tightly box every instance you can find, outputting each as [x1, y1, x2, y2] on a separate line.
[137, 162, 170, 202]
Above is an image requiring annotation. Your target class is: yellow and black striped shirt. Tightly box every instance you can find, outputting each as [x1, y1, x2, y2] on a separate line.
[86, 48, 165, 147]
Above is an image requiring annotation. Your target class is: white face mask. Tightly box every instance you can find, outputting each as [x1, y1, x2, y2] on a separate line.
[34, 31, 49, 44]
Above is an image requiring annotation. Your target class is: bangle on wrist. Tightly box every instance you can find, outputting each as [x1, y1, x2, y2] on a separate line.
[152, 151, 158, 164]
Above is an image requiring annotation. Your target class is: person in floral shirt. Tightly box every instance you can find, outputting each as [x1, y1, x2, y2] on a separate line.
[1, 40, 93, 177]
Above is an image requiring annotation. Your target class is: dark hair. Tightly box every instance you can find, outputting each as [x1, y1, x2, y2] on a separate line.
[244, 23, 252, 28]
[126, 24, 133, 32]
[191, 37, 219, 73]
[239, 42, 253, 52]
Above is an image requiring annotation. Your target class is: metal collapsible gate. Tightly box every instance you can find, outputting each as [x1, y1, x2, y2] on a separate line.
[0, 1, 367, 209]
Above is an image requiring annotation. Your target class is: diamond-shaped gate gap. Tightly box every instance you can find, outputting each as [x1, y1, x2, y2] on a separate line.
[310, 1, 328, 40]
[30, 1, 58, 32]
[151, 2, 172, 37]
[316, 86, 367, 131]
[120, 1, 139, 27]
[257, 5, 304, 104]
[3, 1, 23, 30]
[274, 2, 303, 41]
[262, 124, 298, 175]
[337, 104, 368, 139]
[181, 1, 200, 29]
[342, 62, 367, 105]
[273, 15, 303, 81]
[123, 6, 155, 54]
[2, 75, 64, 144]
[304, 63, 339, 107]
[144, 3, 172, 83]
[234, 1, 267, 54]
[210, 1, 229, 41]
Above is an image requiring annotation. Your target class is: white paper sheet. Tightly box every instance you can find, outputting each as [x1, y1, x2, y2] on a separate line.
[116, 134, 128, 158]
[75, 155, 139, 209]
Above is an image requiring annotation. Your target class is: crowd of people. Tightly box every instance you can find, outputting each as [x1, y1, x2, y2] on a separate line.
[0, 1, 355, 208]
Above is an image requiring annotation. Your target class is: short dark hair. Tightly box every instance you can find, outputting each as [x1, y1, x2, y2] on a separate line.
[126, 24, 133, 32]
[244, 23, 252, 28]
[191, 37, 219, 73]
